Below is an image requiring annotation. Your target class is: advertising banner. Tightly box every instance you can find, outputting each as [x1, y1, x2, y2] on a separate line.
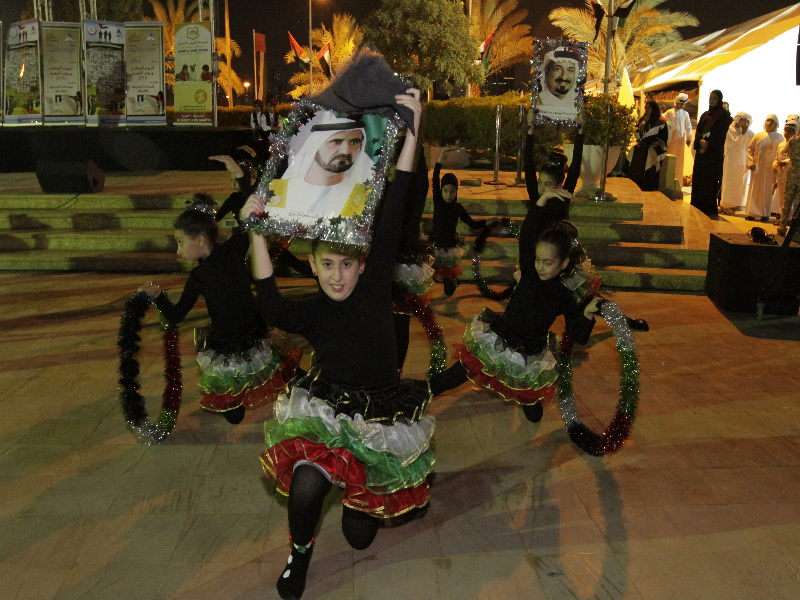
[125, 22, 166, 125]
[84, 20, 126, 125]
[41, 22, 84, 125]
[4, 20, 43, 125]
[173, 21, 213, 125]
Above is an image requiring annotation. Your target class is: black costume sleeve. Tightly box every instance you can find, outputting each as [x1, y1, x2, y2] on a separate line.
[397, 154, 429, 256]
[215, 192, 245, 222]
[457, 203, 486, 230]
[367, 170, 413, 278]
[563, 296, 595, 345]
[432, 161, 443, 206]
[564, 131, 584, 195]
[255, 276, 315, 337]
[152, 274, 201, 326]
[524, 133, 539, 203]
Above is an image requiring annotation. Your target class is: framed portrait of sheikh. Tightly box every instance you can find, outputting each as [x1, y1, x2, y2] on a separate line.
[247, 102, 402, 248]
[532, 39, 588, 126]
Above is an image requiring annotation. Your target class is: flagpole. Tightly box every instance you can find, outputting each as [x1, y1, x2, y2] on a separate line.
[309, 0, 313, 96]
[598, 0, 616, 201]
[253, 29, 258, 102]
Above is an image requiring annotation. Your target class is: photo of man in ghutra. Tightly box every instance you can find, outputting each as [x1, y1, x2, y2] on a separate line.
[535, 45, 582, 121]
[267, 111, 375, 225]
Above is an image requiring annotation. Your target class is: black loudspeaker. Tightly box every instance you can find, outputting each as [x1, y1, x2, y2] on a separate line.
[705, 232, 800, 314]
[36, 159, 105, 193]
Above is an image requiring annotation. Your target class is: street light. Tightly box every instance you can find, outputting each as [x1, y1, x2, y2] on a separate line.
[244, 81, 251, 103]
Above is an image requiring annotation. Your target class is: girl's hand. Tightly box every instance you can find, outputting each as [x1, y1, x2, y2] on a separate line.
[537, 188, 572, 207]
[395, 89, 422, 172]
[576, 110, 586, 130]
[395, 88, 422, 136]
[584, 297, 601, 319]
[139, 283, 161, 298]
[240, 194, 266, 222]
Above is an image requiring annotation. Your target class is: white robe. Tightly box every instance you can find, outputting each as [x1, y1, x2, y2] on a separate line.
[719, 124, 755, 209]
[663, 107, 693, 183]
[771, 140, 791, 214]
[745, 131, 783, 218]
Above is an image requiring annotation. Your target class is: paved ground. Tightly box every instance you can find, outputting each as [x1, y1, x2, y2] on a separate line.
[2, 267, 800, 600]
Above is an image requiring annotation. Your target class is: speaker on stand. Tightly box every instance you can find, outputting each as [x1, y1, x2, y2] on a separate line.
[35, 159, 105, 193]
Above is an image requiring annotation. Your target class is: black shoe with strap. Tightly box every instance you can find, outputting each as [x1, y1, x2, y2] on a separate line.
[277, 539, 314, 600]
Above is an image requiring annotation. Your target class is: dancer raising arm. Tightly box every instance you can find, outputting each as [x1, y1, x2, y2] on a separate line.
[243, 90, 430, 600]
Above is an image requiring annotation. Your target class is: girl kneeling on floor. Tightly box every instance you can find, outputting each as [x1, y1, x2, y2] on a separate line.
[244, 91, 431, 600]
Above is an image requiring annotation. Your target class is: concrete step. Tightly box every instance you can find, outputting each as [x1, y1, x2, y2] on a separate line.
[0, 250, 190, 272]
[595, 265, 706, 291]
[584, 243, 707, 270]
[0, 230, 178, 252]
[0, 194, 191, 210]
[421, 197, 643, 221]
[0, 210, 181, 231]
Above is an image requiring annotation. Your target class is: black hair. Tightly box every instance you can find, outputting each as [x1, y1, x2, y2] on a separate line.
[537, 220, 585, 272]
[643, 100, 662, 124]
[441, 172, 459, 191]
[202, 64, 209, 71]
[174, 194, 219, 243]
[539, 149, 569, 187]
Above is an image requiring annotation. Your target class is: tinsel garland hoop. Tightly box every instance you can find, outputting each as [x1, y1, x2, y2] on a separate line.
[473, 218, 518, 301]
[392, 290, 447, 379]
[556, 299, 639, 456]
[117, 291, 183, 445]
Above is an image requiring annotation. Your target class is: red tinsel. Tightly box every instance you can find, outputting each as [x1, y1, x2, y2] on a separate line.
[392, 292, 444, 341]
[162, 326, 182, 412]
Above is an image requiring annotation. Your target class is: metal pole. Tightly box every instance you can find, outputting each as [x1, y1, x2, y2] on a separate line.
[209, 0, 217, 126]
[309, 0, 313, 97]
[514, 104, 526, 185]
[466, 0, 472, 99]
[597, 0, 616, 202]
[486, 104, 503, 185]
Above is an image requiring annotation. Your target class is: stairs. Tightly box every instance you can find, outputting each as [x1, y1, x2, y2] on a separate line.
[0, 188, 706, 291]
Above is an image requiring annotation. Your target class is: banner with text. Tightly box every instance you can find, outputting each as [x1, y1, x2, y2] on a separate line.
[173, 21, 213, 125]
[41, 22, 83, 125]
[4, 20, 43, 125]
[84, 20, 126, 126]
[125, 22, 166, 125]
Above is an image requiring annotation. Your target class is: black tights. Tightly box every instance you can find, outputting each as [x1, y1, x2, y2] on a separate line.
[288, 465, 379, 550]
[429, 361, 469, 397]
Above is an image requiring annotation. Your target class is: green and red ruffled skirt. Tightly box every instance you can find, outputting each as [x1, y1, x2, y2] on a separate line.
[432, 246, 463, 279]
[260, 371, 435, 518]
[197, 338, 302, 413]
[452, 308, 559, 406]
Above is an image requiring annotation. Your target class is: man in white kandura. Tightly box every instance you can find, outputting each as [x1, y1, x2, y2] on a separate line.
[268, 112, 374, 222]
[663, 93, 693, 186]
[745, 114, 784, 222]
[719, 112, 755, 216]
[536, 46, 580, 119]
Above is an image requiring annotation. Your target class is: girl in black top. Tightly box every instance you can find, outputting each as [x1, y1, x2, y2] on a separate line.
[139, 195, 301, 424]
[431, 147, 488, 295]
[244, 91, 429, 600]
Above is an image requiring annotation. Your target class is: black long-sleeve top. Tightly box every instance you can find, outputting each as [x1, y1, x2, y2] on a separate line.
[396, 154, 430, 260]
[215, 191, 248, 223]
[429, 162, 486, 248]
[519, 131, 584, 274]
[255, 171, 413, 389]
[494, 271, 595, 354]
[153, 229, 266, 353]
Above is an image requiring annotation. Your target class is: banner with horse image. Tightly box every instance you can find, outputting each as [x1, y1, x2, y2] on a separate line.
[125, 22, 166, 125]
[41, 22, 83, 125]
[84, 20, 126, 125]
[531, 39, 589, 127]
[4, 20, 42, 125]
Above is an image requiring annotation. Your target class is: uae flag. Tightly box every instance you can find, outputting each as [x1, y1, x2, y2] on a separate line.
[592, 1, 606, 42]
[479, 27, 497, 73]
[288, 32, 309, 69]
[612, 0, 637, 33]
[317, 42, 332, 79]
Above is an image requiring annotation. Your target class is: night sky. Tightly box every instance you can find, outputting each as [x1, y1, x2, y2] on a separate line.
[1, 0, 797, 99]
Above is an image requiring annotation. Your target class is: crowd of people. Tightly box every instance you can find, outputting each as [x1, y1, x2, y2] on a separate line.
[633, 89, 800, 236]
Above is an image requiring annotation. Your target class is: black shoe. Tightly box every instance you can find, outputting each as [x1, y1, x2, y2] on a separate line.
[277, 543, 314, 600]
[760, 216, 770, 223]
[522, 402, 543, 423]
[443, 278, 457, 296]
[222, 405, 245, 424]
[745, 216, 756, 221]
[627, 317, 649, 332]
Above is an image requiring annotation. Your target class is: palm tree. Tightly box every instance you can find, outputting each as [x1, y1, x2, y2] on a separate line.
[284, 13, 363, 99]
[145, 0, 244, 97]
[471, 0, 534, 77]
[549, 0, 703, 92]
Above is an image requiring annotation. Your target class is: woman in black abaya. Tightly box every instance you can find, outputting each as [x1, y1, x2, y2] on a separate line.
[690, 89, 733, 215]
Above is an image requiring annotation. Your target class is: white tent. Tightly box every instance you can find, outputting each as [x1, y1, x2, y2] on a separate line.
[635, 4, 800, 176]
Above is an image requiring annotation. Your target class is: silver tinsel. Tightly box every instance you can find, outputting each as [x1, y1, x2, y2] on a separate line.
[243, 99, 404, 249]
[557, 299, 637, 429]
[531, 38, 589, 128]
[127, 408, 177, 446]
